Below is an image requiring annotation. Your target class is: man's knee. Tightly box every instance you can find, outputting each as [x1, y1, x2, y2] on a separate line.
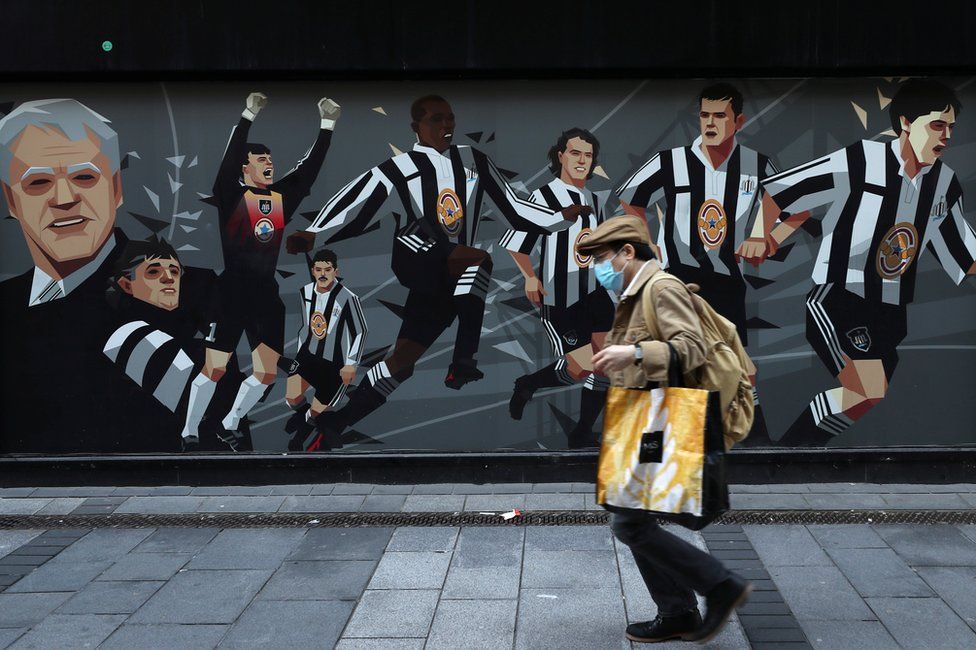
[611, 514, 656, 546]
[203, 365, 226, 382]
[253, 371, 276, 385]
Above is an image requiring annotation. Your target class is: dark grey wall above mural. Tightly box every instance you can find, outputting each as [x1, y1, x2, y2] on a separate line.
[0, 76, 974, 455]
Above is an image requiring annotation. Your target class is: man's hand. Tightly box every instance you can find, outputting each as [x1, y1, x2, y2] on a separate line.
[246, 92, 268, 117]
[524, 276, 547, 306]
[318, 97, 341, 122]
[560, 205, 593, 221]
[286, 231, 316, 254]
[735, 236, 776, 267]
[593, 344, 638, 375]
[340, 365, 356, 385]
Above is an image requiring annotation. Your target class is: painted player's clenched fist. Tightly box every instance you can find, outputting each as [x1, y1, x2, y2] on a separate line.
[286, 231, 316, 254]
[560, 205, 593, 221]
[318, 98, 341, 122]
[246, 92, 268, 117]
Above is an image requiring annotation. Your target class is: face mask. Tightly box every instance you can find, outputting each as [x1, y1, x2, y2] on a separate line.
[594, 250, 626, 293]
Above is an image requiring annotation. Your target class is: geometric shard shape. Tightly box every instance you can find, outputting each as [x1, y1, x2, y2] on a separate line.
[492, 277, 517, 292]
[324, 219, 382, 245]
[177, 244, 199, 251]
[128, 212, 170, 234]
[389, 143, 404, 156]
[509, 181, 528, 194]
[276, 269, 296, 279]
[371, 107, 387, 116]
[378, 299, 405, 319]
[196, 192, 211, 199]
[168, 172, 183, 194]
[0, 101, 15, 116]
[743, 274, 776, 290]
[547, 402, 576, 436]
[200, 195, 220, 207]
[851, 101, 868, 130]
[166, 155, 186, 168]
[127, 150, 142, 160]
[465, 131, 483, 143]
[592, 165, 610, 180]
[766, 242, 796, 262]
[499, 295, 537, 315]
[877, 87, 892, 110]
[485, 293, 497, 305]
[497, 167, 519, 180]
[361, 345, 392, 368]
[493, 340, 533, 364]
[628, 153, 645, 168]
[120, 154, 130, 170]
[144, 186, 160, 212]
[801, 218, 823, 237]
[188, 155, 198, 168]
[300, 210, 320, 222]
[342, 429, 382, 445]
[180, 224, 196, 233]
[486, 243, 494, 254]
[745, 317, 780, 330]
[486, 132, 495, 143]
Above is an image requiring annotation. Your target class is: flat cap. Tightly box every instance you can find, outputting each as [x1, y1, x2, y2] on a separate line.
[575, 214, 650, 255]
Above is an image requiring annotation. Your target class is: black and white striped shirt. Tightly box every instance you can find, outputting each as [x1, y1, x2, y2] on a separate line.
[297, 281, 367, 366]
[762, 139, 976, 306]
[307, 144, 570, 254]
[617, 137, 777, 280]
[103, 320, 196, 413]
[499, 178, 610, 307]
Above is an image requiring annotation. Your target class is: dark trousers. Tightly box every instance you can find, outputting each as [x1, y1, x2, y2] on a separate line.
[611, 511, 730, 617]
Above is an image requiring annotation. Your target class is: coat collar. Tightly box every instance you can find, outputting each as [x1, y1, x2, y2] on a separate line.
[620, 259, 661, 300]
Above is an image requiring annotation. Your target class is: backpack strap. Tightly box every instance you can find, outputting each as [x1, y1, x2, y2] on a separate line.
[638, 271, 686, 342]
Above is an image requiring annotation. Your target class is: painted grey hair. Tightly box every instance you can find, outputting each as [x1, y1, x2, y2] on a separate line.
[0, 99, 120, 184]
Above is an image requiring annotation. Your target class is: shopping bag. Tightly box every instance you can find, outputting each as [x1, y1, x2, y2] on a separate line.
[596, 345, 729, 530]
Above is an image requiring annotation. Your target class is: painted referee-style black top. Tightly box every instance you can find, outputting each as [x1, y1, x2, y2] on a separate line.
[762, 139, 976, 306]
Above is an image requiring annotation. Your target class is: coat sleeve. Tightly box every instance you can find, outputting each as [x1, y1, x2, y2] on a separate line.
[637, 281, 707, 382]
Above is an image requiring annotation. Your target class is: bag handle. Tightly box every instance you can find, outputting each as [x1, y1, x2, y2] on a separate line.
[666, 342, 684, 388]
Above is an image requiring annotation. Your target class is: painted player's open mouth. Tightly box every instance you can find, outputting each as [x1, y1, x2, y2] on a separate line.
[263, 169, 273, 179]
[705, 130, 718, 137]
[933, 145, 946, 155]
[47, 216, 90, 230]
[444, 133, 453, 140]
[575, 166, 587, 172]
[161, 288, 177, 294]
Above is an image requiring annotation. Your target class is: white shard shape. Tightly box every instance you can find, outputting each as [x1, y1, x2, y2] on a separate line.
[851, 101, 868, 130]
[492, 277, 516, 291]
[196, 192, 211, 199]
[168, 173, 183, 194]
[188, 156, 198, 168]
[177, 244, 199, 251]
[127, 151, 141, 160]
[174, 210, 201, 221]
[593, 165, 610, 179]
[143, 187, 160, 212]
[485, 294, 497, 305]
[372, 106, 387, 115]
[877, 88, 892, 110]
[166, 155, 186, 168]
[510, 181, 528, 194]
[389, 143, 404, 156]
[493, 340, 533, 364]
[487, 244, 494, 254]
[180, 224, 196, 233]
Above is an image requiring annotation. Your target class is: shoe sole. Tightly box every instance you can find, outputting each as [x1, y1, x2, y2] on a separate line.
[625, 632, 695, 644]
[693, 583, 754, 645]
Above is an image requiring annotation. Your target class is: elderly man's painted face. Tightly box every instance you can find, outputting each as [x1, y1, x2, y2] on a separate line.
[902, 106, 956, 166]
[118, 256, 182, 311]
[2, 124, 121, 271]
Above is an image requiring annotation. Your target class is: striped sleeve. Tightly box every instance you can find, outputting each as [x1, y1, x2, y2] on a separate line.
[928, 176, 976, 284]
[761, 148, 848, 214]
[616, 153, 665, 209]
[102, 321, 195, 413]
[499, 188, 544, 253]
[472, 149, 569, 235]
[295, 287, 308, 354]
[307, 165, 394, 240]
[340, 290, 368, 366]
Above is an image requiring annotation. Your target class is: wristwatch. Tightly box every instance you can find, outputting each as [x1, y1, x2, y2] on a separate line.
[633, 344, 643, 366]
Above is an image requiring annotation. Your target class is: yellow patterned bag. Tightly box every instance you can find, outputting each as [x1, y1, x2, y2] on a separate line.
[597, 384, 729, 530]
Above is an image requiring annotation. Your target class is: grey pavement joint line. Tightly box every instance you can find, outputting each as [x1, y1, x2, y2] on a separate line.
[701, 526, 813, 648]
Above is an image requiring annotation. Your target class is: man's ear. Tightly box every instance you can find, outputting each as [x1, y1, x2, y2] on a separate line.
[410, 121, 420, 136]
[112, 172, 124, 209]
[117, 276, 133, 295]
[735, 113, 747, 130]
[900, 115, 912, 134]
[1, 183, 18, 220]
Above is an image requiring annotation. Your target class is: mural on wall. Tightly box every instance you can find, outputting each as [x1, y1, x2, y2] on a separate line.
[0, 77, 973, 455]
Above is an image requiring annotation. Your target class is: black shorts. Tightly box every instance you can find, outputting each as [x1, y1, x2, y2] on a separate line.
[212, 272, 285, 354]
[669, 267, 747, 345]
[805, 283, 908, 380]
[540, 289, 616, 357]
[293, 349, 346, 407]
[397, 288, 457, 348]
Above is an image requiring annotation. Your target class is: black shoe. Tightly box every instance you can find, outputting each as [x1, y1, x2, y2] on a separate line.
[687, 576, 752, 643]
[215, 428, 241, 451]
[444, 361, 484, 390]
[287, 416, 317, 452]
[625, 610, 702, 643]
[509, 376, 536, 420]
[777, 410, 834, 447]
[285, 403, 310, 434]
[181, 434, 199, 453]
[311, 411, 345, 450]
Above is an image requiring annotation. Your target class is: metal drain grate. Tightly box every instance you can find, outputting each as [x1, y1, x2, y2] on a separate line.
[1, 509, 974, 529]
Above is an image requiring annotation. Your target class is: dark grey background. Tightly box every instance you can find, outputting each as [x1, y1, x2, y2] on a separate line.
[1, 77, 974, 451]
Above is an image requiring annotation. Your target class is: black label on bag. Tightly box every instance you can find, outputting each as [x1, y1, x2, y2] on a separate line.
[639, 430, 664, 464]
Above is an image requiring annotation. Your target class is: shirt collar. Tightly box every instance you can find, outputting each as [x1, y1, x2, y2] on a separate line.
[552, 177, 586, 196]
[691, 135, 738, 171]
[890, 139, 934, 186]
[29, 233, 116, 306]
[413, 143, 450, 158]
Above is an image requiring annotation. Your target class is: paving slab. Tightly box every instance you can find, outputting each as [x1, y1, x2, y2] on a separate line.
[114, 496, 205, 514]
[128, 569, 273, 624]
[257, 560, 376, 600]
[4, 558, 113, 593]
[219, 599, 354, 648]
[524, 493, 585, 510]
[278, 495, 365, 512]
[133, 528, 218, 553]
[0, 592, 72, 627]
[960, 525, 976, 544]
[825, 548, 934, 597]
[426, 598, 517, 650]
[409, 484, 455, 495]
[867, 597, 976, 649]
[196, 496, 285, 513]
[463, 494, 526, 512]
[0, 500, 51, 515]
[97, 553, 191, 581]
[0, 531, 42, 560]
[7, 614, 125, 649]
[743, 526, 832, 567]
[768, 566, 876, 621]
[386, 527, 458, 552]
[0, 488, 36, 497]
[516, 588, 629, 650]
[57, 580, 163, 614]
[148, 486, 193, 496]
[287, 528, 393, 561]
[915, 566, 976, 631]
[873, 524, 976, 566]
[30, 487, 116, 497]
[805, 525, 888, 549]
[359, 495, 407, 512]
[190, 486, 273, 496]
[369, 484, 414, 495]
[730, 494, 809, 510]
[442, 564, 522, 600]
[267, 484, 313, 496]
[368, 551, 452, 590]
[187, 528, 306, 570]
[335, 639, 425, 649]
[401, 495, 465, 512]
[880, 493, 970, 509]
[35, 498, 86, 515]
[330, 484, 376, 495]
[802, 494, 888, 510]
[0, 629, 26, 648]
[799, 620, 896, 649]
[524, 525, 614, 551]
[522, 550, 618, 589]
[100, 623, 229, 649]
[342, 589, 439, 638]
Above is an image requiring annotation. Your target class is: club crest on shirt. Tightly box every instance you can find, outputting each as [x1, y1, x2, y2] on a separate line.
[931, 196, 947, 219]
[258, 198, 273, 215]
[847, 326, 871, 353]
[876, 222, 918, 279]
[310, 311, 328, 339]
[563, 330, 579, 347]
[697, 199, 728, 249]
[574, 228, 593, 268]
[436, 188, 464, 236]
[253, 218, 275, 243]
[740, 178, 756, 195]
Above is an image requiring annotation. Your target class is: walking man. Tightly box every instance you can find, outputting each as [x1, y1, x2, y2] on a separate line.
[580, 215, 752, 644]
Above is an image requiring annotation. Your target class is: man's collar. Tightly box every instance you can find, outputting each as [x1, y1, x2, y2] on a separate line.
[621, 260, 660, 299]
[413, 143, 450, 157]
[28, 232, 117, 306]
[552, 176, 586, 194]
[891, 138, 934, 184]
[691, 135, 738, 171]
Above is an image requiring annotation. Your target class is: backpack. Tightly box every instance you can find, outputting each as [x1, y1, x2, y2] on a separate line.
[640, 272, 755, 450]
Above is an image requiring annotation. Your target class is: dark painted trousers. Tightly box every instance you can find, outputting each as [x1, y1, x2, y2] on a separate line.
[611, 511, 730, 617]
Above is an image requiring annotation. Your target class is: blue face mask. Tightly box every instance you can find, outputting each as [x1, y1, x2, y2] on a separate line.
[594, 250, 626, 293]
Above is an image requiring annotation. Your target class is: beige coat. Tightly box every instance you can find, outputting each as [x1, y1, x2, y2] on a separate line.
[604, 261, 707, 388]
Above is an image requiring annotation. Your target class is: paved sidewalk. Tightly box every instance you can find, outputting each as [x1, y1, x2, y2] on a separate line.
[1, 484, 974, 649]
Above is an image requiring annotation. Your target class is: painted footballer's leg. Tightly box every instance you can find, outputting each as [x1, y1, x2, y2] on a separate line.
[445, 245, 492, 389]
